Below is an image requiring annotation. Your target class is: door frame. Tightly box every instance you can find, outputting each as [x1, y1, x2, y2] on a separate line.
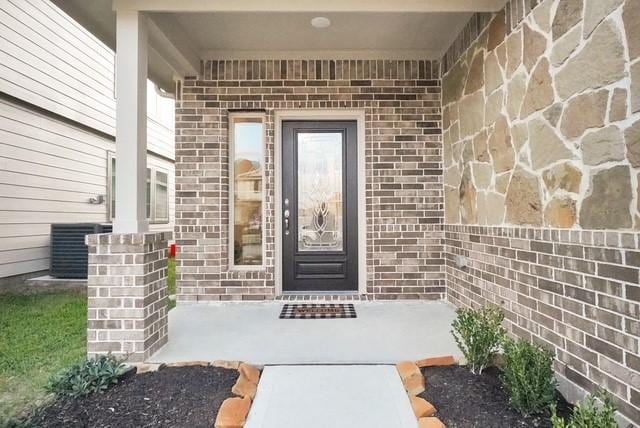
[274, 110, 366, 295]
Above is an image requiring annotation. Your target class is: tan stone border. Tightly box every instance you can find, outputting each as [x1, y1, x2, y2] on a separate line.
[214, 362, 261, 428]
[132, 357, 455, 427]
[396, 355, 456, 428]
[131, 360, 261, 428]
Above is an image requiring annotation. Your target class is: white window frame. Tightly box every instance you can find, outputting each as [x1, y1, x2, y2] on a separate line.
[149, 167, 170, 224]
[107, 151, 116, 221]
[107, 151, 169, 224]
[228, 112, 267, 270]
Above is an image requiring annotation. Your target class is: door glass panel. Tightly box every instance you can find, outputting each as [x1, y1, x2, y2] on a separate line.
[297, 132, 343, 252]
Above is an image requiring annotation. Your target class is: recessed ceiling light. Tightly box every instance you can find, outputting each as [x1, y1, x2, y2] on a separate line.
[311, 16, 331, 29]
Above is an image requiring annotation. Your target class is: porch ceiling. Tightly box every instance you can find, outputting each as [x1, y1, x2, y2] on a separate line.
[169, 12, 472, 60]
[52, 0, 508, 92]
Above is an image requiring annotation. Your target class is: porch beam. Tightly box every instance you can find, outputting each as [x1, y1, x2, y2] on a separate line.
[113, 10, 149, 234]
[148, 15, 200, 78]
[112, 0, 507, 13]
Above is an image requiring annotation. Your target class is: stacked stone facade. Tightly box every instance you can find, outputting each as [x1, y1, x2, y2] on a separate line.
[441, 0, 640, 424]
[86, 232, 171, 362]
[441, 0, 639, 229]
[174, 60, 445, 301]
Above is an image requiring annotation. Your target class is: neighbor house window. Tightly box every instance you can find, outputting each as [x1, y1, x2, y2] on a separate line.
[108, 152, 169, 223]
[229, 113, 265, 267]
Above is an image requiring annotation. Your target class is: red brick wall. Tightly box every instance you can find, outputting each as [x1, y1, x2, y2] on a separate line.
[174, 60, 445, 301]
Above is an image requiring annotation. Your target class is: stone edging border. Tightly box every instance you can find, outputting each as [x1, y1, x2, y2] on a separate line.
[214, 361, 261, 428]
[396, 355, 457, 428]
[131, 356, 456, 427]
[130, 360, 260, 428]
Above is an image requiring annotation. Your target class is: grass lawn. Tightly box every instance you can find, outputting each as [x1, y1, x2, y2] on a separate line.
[0, 258, 175, 423]
[0, 292, 87, 423]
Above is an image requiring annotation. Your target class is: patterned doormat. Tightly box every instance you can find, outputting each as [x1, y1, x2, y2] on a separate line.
[279, 303, 357, 319]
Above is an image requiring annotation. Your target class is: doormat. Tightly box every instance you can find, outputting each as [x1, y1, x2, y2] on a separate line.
[279, 303, 357, 319]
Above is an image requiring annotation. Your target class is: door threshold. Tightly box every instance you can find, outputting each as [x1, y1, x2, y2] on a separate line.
[276, 292, 370, 302]
[282, 291, 359, 295]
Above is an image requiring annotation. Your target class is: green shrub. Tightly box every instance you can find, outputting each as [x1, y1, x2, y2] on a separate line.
[46, 355, 127, 398]
[501, 339, 556, 415]
[551, 391, 617, 428]
[451, 306, 506, 374]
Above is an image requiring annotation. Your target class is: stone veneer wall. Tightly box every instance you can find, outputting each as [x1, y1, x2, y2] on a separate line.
[442, 0, 639, 228]
[440, 0, 640, 424]
[86, 232, 171, 362]
[175, 60, 445, 301]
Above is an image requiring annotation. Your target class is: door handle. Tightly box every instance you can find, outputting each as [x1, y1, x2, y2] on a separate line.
[284, 209, 290, 235]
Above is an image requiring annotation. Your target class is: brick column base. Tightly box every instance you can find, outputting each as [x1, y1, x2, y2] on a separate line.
[86, 231, 172, 362]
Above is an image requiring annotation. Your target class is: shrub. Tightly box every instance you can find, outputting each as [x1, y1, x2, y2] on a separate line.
[501, 339, 556, 415]
[451, 306, 506, 374]
[551, 391, 617, 428]
[47, 355, 127, 398]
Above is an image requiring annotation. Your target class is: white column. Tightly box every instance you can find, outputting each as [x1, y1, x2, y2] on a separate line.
[114, 10, 149, 233]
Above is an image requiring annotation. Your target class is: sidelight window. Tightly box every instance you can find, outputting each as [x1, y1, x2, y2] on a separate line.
[229, 113, 265, 267]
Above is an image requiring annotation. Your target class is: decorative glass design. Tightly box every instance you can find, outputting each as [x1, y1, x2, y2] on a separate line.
[297, 132, 343, 251]
[232, 117, 264, 266]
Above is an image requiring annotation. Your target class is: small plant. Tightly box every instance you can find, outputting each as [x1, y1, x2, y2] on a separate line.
[551, 390, 617, 428]
[451, 306, 506, 374]
[501, 339, 556, 415]
[47, 355, 127, 398]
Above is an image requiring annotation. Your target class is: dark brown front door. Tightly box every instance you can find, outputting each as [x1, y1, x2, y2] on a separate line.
[282, 121, 358, 292]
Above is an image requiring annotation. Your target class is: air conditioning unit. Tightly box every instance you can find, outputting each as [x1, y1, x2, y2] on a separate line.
[50, 223, 112, 279]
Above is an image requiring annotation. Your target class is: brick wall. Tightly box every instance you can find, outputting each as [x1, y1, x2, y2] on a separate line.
[86, 232, 170, 362]
[175, 59, 445, 301]
[445, 225, 640, 423]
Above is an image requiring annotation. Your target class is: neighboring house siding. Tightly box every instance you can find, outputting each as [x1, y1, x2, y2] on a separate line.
[0, 0, 115, 136]
[0, 0, 175, 160]
[0, 0, 175, 279]
[0, 99, 175, 278]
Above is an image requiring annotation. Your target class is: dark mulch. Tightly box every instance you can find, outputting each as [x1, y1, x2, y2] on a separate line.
[29, 366, 238, 428]
[419, 365, 573, 428]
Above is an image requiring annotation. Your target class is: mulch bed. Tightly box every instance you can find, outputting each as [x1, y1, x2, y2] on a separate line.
[420, 365, 573, 428]
[30, 366, 238, 428]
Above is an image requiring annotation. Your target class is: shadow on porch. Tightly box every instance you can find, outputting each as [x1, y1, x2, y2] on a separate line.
[149, 300, 462, 365]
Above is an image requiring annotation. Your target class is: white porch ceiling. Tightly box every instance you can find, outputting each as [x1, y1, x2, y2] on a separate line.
[52, 0, 508, 92]
[171, 12, 472, 60]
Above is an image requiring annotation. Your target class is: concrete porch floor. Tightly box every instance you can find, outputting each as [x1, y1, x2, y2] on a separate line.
[149, 300, 461, 365]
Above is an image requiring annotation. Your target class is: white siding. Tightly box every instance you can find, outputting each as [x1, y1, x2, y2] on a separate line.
[0, 0, 176, 278]
[0, 100, 174, 278]
[0, 0, 175, 160]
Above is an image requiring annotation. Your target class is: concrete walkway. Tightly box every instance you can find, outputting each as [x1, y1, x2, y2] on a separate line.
[150, 300, 461, 365]
[245, 365, 418, 428]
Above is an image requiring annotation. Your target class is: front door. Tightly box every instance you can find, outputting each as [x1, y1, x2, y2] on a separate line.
[282, 121, 358, 292]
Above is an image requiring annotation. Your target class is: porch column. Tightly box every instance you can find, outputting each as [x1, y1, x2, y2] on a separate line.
[114, 9, 148, 233]
[86, 232, 171, 362]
